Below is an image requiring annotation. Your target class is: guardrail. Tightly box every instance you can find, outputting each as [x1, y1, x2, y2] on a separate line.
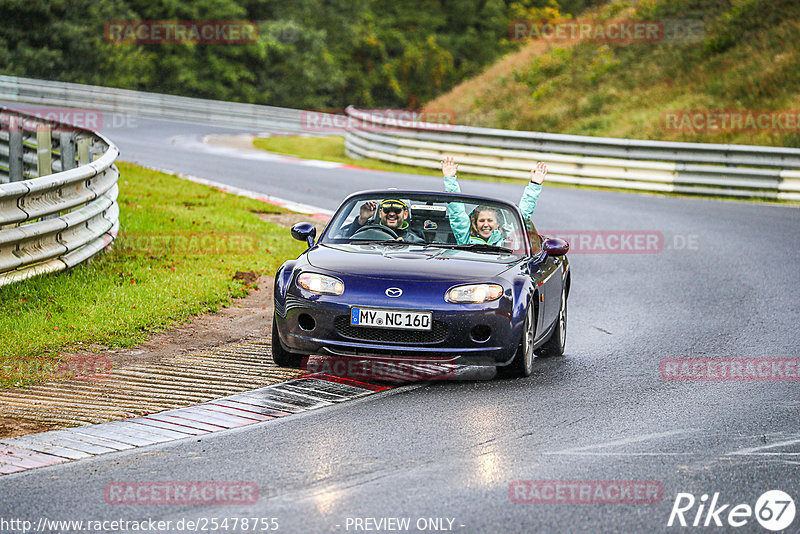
[0, 106, 119, 287]
[344, 107, 800, 201]
[0, 75, 330, 135]
[4, 76, 798, 201]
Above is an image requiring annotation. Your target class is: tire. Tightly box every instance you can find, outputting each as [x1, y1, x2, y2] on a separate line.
[536, 286, 567, 357]
[497, 299, 535, 378]
[271, 317, 307, 368]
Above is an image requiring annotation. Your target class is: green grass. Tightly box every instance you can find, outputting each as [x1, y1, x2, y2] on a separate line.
[0, 162, 306, 387]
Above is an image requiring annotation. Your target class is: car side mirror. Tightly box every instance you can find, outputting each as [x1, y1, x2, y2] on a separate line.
[542, 237, 569, 257]
[291, 222, 316, 248]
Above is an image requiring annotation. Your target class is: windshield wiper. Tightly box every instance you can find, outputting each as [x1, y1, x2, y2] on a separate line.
[427, 243, 514, 254]
[347, 239, 410, 245]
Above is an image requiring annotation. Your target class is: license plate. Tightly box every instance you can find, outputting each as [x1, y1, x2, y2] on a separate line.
[350, 307, 432, 331]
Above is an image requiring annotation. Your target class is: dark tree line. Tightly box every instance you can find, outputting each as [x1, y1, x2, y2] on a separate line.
[0, 0, 603, 109]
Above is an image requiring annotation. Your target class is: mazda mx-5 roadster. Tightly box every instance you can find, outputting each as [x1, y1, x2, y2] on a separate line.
[271, 189, 570, 378]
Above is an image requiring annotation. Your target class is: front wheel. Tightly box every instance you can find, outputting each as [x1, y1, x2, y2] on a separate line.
[271, 317, 307, 368]
[497, 300, 535, 378]
[536, 286, 567, 357]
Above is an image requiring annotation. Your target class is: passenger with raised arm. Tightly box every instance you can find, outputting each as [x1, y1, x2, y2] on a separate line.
[440, 155, 547, 245]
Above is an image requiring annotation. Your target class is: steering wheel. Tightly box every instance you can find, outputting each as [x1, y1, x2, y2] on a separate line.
[351, 224, 400, 240]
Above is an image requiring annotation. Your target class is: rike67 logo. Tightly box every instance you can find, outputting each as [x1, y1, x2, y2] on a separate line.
[668, 490, 795, 531]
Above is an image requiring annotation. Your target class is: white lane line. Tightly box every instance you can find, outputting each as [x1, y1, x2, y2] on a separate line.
[728, 436, 800, 455]
[548, 430, 689, 454]
[143, 165, 333, 219]
[728, 453, 800, 456]
[541, 452, 693, 456]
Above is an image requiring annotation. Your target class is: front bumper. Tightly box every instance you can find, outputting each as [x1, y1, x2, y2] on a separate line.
[274, 289, 521, 366]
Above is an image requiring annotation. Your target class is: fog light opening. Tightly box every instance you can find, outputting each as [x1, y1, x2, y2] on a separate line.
[298, 313, 316, 331]
[470, 325, 491, 343]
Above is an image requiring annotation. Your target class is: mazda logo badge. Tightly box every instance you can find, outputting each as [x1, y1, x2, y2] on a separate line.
[386, 287, 403, 298]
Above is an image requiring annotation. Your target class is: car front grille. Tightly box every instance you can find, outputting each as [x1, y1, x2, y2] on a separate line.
[334, 315, 448, 344]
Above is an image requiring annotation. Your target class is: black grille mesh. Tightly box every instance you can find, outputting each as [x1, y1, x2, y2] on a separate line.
[335, 315, 448, 344]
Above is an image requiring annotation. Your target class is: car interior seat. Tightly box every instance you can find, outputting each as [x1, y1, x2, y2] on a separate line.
[410, 204, 456, 244]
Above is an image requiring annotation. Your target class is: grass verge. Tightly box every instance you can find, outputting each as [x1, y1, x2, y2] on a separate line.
[424, 0, 800, 148]
[253, 135, 496, 183]
[0, 162, 306, 387]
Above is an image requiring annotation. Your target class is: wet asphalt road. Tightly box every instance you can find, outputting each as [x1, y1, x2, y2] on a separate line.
[1, 111, 799, 533]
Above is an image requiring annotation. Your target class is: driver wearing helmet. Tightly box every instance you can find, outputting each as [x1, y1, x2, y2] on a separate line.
[440, 156, 547, 245]
[341, 198, 424, 242]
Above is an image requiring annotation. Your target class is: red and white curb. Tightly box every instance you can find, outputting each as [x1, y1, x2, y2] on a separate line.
[0, 374, 395, 476]
[0, 355, 473, 476]
[172, 133, 379, 175]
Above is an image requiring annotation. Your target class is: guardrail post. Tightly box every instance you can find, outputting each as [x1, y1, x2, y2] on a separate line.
[36, 124, 52, 177]
[89, 142, 102, 161]
[77, 137, 90, 165]
[59, 132, 77, 170]
[8, 116, 24, 182]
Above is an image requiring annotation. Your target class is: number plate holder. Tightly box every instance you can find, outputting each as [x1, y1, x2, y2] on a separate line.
[350, 307, 432, 331]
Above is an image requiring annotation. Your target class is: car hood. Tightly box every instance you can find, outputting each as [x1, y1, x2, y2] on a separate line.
[306, 243, 518, 281]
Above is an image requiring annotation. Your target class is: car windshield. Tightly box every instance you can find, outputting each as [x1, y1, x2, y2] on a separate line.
[321, 192, 533, 257]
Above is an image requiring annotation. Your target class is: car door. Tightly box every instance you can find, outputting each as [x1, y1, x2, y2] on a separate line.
[526, 221, 562, 338]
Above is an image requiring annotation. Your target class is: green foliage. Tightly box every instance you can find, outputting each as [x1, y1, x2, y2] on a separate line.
[702, 0, 793, 55]
[0, 0, 154, 88]
[514, 47, 573, 90]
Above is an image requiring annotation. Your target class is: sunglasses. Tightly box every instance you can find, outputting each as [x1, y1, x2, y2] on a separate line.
[381, 206, 403, 215]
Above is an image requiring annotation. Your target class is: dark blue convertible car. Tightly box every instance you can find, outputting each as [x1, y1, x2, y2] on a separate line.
[272, 189, 570, 378]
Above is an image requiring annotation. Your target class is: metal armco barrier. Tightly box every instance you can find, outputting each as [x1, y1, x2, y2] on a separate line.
[344, 107, 800, 201]
[0, 75, 331, 135]
[0, 107, 119, 287]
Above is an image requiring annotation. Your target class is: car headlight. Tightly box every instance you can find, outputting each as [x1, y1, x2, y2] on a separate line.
[445, 283, 503, 303]
[297, 272, 344, 295]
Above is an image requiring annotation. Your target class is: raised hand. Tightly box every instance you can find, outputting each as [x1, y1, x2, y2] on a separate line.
[358, 200, 377, 225]
[441, 155, 458, 178]
[531, 161, 548, 184]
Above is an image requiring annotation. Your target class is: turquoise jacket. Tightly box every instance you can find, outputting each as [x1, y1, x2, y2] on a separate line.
[444, 175, 542, 245]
